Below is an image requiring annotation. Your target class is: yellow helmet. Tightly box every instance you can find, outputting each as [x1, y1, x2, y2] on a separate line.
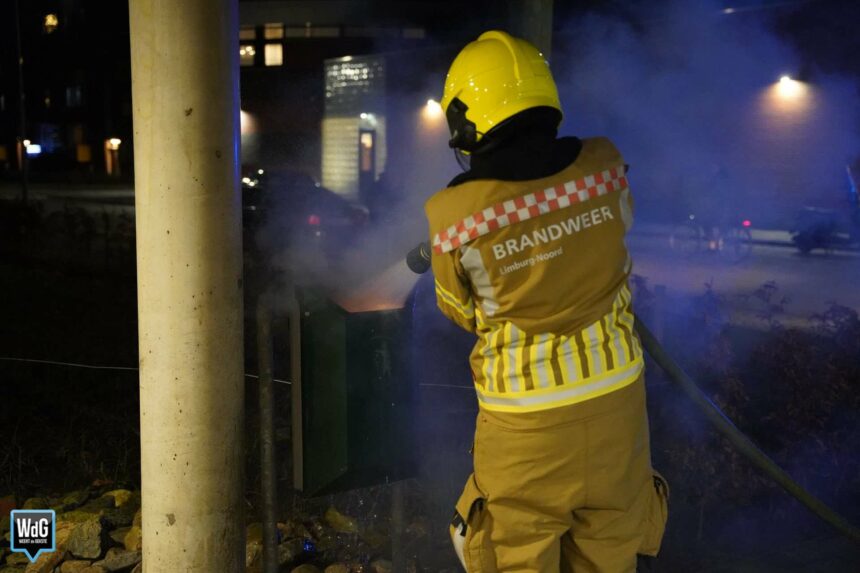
[441, 30, 562, 152]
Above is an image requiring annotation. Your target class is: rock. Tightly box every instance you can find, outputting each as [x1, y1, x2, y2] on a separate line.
[323, 507, 359, 534]
[103, 491, 135, 509]
[370, 560, 392, 573]
[1, 566, 27, 573]
[123, 526, 142, 552]
[98, 505, 137, 529]
[290, 566, 321, 573]
[55, 521, 76, 550]
[6, 550, 32, 565]
[79, 567, 108, 573]
[59, 511, 101, 525]
[276, 538, 303, 566]
[92, 547, 141, 572]
[78, 497, 114, 514]
[324, 565, 349, 573]
[245, 540, 262, 570]
[246, 522, 263, 544]
[277, 519, 310, 541]
[23, 549, 66, 573]
[360, 527, 387, 549]
[22, 497, 47, 510]
[109, 527, 131, 546]
[61, 561, 95, 573]
[61, 491, 91, 511]
[67, 518, 108, 560]
[59, 495, 111, 525]
[131, 511, 141, 528]
[131, 564, 141, 573]
[0, 513, 10, 536]
[0, 495, 15, 515]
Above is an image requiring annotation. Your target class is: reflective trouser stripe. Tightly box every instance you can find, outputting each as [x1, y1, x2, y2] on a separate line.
[476, 360, 643, 410]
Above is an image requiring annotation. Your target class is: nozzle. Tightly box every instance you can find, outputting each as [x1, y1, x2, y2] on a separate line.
[406, 242, 432, 274]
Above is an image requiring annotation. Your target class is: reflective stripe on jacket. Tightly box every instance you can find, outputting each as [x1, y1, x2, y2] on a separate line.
[425, 136, 643, 413]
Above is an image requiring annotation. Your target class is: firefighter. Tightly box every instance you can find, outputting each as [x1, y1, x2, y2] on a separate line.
[424, 31, 669, 572]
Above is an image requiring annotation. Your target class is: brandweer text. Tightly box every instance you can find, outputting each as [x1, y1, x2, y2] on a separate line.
[492, 206, 614, 260]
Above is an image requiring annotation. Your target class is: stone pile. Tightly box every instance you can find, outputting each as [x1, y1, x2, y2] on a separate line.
[2, 490, 432, 572]
[0, 487, 142, 573]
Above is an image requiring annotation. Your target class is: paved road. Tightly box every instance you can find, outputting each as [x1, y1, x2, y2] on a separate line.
[5, 182, 859, 326]
[628, 229, 860, 328]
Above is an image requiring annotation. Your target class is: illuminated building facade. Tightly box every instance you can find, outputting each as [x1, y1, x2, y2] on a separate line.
[321, 55, 387, 198]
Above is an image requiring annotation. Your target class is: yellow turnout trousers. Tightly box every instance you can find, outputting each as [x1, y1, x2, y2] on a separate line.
[451, 374, 668, 572]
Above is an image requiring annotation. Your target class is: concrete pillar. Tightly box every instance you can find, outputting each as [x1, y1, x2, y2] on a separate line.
[129, 1, 244, 571]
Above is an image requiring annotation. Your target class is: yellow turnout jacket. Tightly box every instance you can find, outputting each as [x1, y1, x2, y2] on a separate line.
[425, 137, 643, 413]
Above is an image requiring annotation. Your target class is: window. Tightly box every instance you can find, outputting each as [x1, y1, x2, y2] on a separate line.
[239, 44, 256, 66]
[239, 26, 256, 40]
[359, 132, 375, 173]
[263, 23, 284, 40]
[313, 27, 340, 38]
[285, 25, 341, 38]
[65, 86, 83, 108]
[264, 44, 283, 67]
[43, 14, 59, 34]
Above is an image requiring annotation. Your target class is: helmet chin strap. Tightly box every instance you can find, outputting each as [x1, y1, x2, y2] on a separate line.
[454, 148, 470, 172]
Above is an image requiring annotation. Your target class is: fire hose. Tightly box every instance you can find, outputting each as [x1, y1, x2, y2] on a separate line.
[406, 242, 860, 545]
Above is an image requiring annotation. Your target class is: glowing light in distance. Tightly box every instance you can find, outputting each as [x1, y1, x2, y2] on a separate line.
[742, 220, 751, 228]
[776, 75, 805, 99]
[308, 214, 321, 226]
[422, 99, 444, 125]
[425, 99, 443, 119]
[257, 169, 264, 175]
[240, 110, 257, 135]
[107, 138, 122, 150]
[44, 14, 58, 33]
[26, 144, 42, 155]
[723, 7, 735, 14]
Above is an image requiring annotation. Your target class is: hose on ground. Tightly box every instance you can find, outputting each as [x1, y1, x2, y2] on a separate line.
[634, 317, 860, 545]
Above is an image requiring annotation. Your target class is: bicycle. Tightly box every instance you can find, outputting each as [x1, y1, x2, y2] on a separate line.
[669, 215, 753, 263]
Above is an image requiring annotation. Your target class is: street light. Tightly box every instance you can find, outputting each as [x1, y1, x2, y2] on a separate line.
[776, 75, 805, 99]
[24, 140, 41, 156]
[423, 98, 443, 121]
[105, 137, 123, 176]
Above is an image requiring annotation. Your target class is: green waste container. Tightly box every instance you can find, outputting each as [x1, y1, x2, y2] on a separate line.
[292, 290, 416, 496]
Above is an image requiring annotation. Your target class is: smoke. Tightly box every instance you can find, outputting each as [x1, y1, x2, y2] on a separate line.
[553, 0, 859, 228]
[253, 43, 460, 313]
[242, 3, 860, 567]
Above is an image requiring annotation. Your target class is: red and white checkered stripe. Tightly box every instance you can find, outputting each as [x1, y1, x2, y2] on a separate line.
[432, 165, 628, 255]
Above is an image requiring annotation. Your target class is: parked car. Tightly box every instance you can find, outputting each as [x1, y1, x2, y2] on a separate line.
[241, 166, 368, 268]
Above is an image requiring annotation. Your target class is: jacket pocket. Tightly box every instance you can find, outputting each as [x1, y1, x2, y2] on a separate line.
[450, 474, 495, 572]
[640, 469, 670, 557]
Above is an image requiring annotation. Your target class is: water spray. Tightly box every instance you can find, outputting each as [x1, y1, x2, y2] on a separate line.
[405, 243, 860, 545]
